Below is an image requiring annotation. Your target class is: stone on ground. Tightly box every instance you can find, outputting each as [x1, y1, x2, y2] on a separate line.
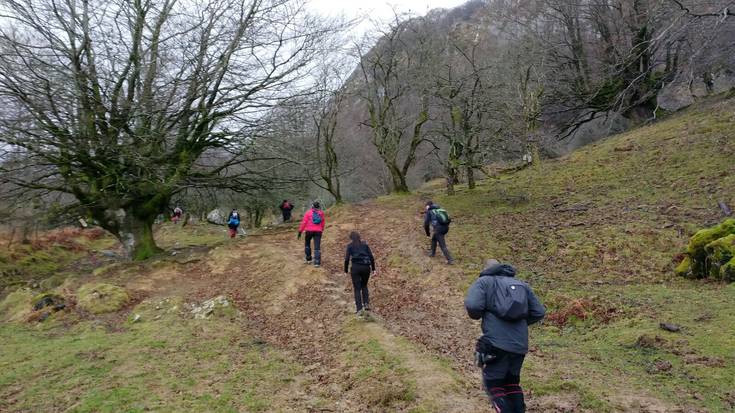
[190, 295, 234, 319]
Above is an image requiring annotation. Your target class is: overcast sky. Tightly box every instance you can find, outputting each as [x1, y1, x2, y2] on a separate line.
[307, 0, 470, 35]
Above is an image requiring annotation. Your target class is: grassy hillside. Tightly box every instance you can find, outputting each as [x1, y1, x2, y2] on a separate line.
[1, 97, 733, 412]
[407, 97, 735, 411]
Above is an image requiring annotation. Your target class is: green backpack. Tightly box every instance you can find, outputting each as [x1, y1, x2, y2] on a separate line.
[433, 208, 451, 225]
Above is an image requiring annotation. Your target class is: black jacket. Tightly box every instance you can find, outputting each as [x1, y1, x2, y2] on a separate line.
[424, 205, 449, 236]
[344, 242, 375, 273]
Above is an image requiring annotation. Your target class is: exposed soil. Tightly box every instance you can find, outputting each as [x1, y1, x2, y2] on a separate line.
[114, 200, 681, 412]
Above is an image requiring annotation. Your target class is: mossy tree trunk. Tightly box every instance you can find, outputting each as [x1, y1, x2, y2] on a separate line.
[118, 217, 161, 261]
[466, 166, 476, 190]
[386, 160, 410, 193]
[93, 200, 167, 261]
[247, 208, 265, 229]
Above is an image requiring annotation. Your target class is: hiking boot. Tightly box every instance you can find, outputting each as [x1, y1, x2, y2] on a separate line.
[447, 259, 455, 265]
[355, 309, 365, 320]
[314, 263, 320, 268]
[304, 259, 311, 264]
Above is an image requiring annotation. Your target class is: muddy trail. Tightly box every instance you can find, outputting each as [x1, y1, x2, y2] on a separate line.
[129, 198, 683, 412]
[175, 203, 491, 412]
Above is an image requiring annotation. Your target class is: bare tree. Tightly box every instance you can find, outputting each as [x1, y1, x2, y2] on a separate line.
[0, 0, 342, 259]
[431, 34, 500, 193]
[355, 14, 432, 193]
[309, 59, 354, 204]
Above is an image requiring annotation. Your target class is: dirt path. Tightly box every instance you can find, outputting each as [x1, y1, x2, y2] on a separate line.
[184, 222, 488, 412]
[123, 200, 679, 411]
[324, 203, 483, 374]
[313, 201, 678, 413]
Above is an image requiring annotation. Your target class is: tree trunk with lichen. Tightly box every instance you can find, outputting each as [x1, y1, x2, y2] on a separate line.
[99, 209, 162, 260]
[466, 166, 476, 190]
[89, 195, 169, 261]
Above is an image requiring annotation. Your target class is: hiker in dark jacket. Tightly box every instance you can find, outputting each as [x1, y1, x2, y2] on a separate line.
[279, 200, 295, 222]
[423, 201, 454, 264]
[344, 231, 376, 317]
[464, 259, 546, 413]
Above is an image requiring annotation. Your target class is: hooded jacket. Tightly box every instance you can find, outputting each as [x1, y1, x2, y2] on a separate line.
[464, 263, 545, 354]
[299, 208, 325, 233]
[424, 204, 449, 236]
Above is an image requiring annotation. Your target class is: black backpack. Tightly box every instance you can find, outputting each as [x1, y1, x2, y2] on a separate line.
[351, 244, 372, 266]
[490, 276, 529, 321]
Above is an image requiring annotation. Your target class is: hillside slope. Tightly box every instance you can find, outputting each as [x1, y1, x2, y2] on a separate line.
[1, 98, 734, 412]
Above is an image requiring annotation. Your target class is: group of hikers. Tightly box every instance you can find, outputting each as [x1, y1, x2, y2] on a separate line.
[170, 201, 296, 239]
[292, 199, 544, 412]
[172, 197, 544, 411]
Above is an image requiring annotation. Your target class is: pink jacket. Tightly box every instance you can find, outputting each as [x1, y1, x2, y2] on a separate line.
[299, 208, 325, 233]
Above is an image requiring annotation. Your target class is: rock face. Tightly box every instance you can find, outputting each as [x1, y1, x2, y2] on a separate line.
[556, 110, 632, 154]
[676, 219, 735, 281]
[658, 72, 735, 112]
[77, 283, 130, 314]
[206, 209, 226, 225]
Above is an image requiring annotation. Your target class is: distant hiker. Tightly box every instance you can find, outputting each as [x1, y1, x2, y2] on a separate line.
[227, 209, 240, 238]
[464, 259, 546, 413]
[279, 200, 295, 222]
[172, 206, 183, 224]
[424, 200, 454, 265]
[298, 201, 325, 267]
[344, 231, 376, 317]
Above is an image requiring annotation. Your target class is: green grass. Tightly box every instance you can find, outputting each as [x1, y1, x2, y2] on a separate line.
[399, 98, 735, 410]
[0, 306, 302, 413]
[340, 319, 417, 409]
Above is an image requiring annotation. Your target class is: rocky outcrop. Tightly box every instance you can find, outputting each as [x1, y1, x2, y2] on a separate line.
[206, 209, 226, 225]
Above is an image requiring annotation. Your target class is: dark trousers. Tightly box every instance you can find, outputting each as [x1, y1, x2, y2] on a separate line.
[350, 264, 371, 312]
[282, 211, 292, 222]
[304, 231, 322, 264]
[431, 228, 453, 261]
[482, 350, 526, 413]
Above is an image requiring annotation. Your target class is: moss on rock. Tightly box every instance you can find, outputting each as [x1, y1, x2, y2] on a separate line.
[675, 256, 692, 278]
[704, 234, 735, 280]
[679, 219, 735, 281]
[77, 283, 130, 314]
[722, 258, 735, 282]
